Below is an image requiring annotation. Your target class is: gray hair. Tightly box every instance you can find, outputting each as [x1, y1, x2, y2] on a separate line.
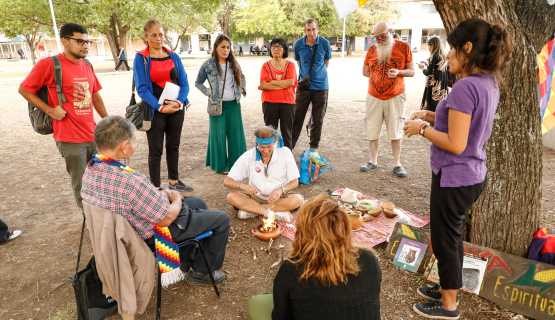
[254, 126, 279, 142]
[305, 18, 318, 28]
[94, 116, 136, 150]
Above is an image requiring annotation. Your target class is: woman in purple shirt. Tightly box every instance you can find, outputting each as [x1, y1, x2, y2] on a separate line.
[404, 19, 512, 320]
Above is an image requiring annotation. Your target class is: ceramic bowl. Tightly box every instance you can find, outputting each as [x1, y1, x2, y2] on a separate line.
[380, 202, 395, 210]
[383, 208, 398, 218]
[355, 206, 367, 215]
[348, 213, 364, 230]
[252, 224, 284, 241]
[368, 207, 383, 217]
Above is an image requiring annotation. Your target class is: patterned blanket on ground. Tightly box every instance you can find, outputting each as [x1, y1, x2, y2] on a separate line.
[259, 188, 430, 247]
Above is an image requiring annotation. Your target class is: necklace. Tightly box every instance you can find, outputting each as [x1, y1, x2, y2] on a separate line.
[92, 154, 135, 173]
[262, 152, 273, 178]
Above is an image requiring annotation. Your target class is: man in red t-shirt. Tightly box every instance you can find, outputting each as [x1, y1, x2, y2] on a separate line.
[19, 23, 108, 210]
[361, 21, 414, 178]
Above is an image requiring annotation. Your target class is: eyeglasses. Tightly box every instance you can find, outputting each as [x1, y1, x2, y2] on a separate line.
[374, 32, 389, 40]
[271, 45, 283, 50]
[66, 37, 93, 46]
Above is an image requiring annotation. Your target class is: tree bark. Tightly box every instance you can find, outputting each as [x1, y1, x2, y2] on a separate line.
[433, 0, 555, 256]
[347, 35, 355, 56]
[104, 11, 130, 67]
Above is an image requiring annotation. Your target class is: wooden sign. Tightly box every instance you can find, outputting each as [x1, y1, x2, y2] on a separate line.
[385, 223, 555, 320]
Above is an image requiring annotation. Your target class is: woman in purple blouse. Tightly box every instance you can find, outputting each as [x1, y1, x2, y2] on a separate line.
[404, 19, 512, 320]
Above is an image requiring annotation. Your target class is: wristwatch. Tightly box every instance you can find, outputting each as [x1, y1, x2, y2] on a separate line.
[421, 124, 431, 136]
[281, 186, 287, 195]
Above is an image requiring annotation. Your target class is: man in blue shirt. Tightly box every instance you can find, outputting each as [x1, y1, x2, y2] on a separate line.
[291, 18, 332, 152]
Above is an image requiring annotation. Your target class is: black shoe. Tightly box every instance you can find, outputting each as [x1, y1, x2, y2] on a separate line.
[180, 262, 193, 272]
[393, 166, 407, 177]
[360, 162, 378, 172]
[413, 300, 459, 319]
[169, 179, 194, 192]
[417, 284, 442, 300]
[185, 269, 225, 286]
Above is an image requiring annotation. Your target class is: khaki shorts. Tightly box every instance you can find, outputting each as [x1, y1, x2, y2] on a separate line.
[365, 92, 406, 141]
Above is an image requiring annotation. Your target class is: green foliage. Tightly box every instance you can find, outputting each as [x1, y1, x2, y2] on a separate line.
[230, 0, 399, 40]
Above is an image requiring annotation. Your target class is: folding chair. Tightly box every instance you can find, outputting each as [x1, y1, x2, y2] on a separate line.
[154, 230, 221, 320]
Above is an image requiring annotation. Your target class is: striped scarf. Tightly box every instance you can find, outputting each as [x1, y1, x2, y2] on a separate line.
[154, 224, 184, 287]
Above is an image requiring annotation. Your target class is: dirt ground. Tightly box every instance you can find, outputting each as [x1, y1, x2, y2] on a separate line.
[0, 53, 552, 320]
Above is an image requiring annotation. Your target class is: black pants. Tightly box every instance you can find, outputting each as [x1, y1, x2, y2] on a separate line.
[0, 219, 8, 245]
[430, 171, 487, 290]
[146, 108, 184, 187]
[262, 102, 295, 149]
[147, 197, 230, 274]
[291, 89, 329, 150]
[115, 59, 130, 71]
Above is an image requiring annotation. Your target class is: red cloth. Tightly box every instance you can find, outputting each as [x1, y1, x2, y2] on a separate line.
[259, 60, 297, 104]
[150, 57, 177, 92]
[20, 53, 102, 143]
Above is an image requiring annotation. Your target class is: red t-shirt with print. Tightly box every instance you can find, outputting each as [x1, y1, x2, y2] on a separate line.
[20, 53, 102, 143]
[259, 60, 297, 104]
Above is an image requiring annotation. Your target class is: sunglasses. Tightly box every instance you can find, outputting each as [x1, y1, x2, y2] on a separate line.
[66, 37, 93, 46]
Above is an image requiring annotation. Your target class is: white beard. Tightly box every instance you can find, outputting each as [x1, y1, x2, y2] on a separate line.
[376, 35, 394, 62]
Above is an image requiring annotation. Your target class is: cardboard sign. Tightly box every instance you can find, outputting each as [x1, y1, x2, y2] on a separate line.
[386, 223, 555, 319]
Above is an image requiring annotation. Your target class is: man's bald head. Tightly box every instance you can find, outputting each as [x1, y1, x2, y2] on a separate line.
[373, 21, 391, 35]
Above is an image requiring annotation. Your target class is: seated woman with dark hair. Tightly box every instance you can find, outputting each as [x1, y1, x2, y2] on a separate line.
[247, 194, 382, 320]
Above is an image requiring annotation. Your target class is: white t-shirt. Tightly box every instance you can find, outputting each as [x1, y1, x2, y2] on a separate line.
[219, 63, 236, 101]
[228, 146, 300, 196]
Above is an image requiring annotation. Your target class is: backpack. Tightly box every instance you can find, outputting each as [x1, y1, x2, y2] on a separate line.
[28, 56, 92, 135]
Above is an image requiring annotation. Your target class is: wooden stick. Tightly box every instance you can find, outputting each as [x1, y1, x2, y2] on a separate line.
[251, 248, 257, 260]
[36, 279, 40, 301]
[42, 279, 69, 298]
[31, 307, 42, 320]
[267, 238, 273, 254]
[270, 247, 284, 268]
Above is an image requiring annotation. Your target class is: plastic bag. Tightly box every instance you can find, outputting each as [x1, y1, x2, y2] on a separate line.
[299, 149, 332, 185]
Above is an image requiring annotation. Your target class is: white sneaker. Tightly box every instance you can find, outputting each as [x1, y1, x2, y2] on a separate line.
[8, 230, 21, 240]
[238, 210, 257, 219]
[273, 211, 294, 223]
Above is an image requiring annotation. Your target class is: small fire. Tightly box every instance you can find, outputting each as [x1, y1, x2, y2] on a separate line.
[260, 210, 277, 232]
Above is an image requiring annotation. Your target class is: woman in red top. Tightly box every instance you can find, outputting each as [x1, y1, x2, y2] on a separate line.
[259, 37, 297, 149]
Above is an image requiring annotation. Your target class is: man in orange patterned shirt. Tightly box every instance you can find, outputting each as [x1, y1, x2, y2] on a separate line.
[361, 21, 414, 178]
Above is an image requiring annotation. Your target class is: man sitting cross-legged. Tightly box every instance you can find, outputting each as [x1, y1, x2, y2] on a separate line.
[81, 116, 230, 286]
[224, 126, 304, 223]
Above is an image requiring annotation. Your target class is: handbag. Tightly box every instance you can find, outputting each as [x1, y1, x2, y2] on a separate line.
[207, 61, 228, 116]
[297, 43, 318, 90]
[70, 217, 118, 320]
[125, 56, 152, 131]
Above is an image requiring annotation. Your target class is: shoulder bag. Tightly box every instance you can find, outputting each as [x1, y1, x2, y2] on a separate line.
[125, 56, 152, 131]
[297, 43, 318, 90]
[207, 62, 227, 116]
[70, 217, 118, 320]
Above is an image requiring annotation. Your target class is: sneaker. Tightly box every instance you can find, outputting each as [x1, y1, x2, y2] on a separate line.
[393, 166, 407, 177]
[273, 210, 294, 223]
[168, 179, 194, 192]
[185, 269, 226, 286]
[7, 230, 21, 241]
[417, 284, 442, 300]
[413, 300, 459, 319]
[360, 162, 378, 172]
[238, 210, 257, 219]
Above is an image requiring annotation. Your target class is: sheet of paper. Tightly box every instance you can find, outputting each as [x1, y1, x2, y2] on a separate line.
[158, 82, 181, 108]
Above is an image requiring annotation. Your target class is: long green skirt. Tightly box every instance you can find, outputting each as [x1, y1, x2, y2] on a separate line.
[206, 100, 247, 173]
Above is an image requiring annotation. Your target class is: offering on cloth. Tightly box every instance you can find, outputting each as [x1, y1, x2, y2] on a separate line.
[348, 213, 364, 230]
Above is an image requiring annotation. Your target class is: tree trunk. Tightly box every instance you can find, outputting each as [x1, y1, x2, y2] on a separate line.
[433, 0, 555, 256]
[105, 11, 130, 67]
[347, 35, 355, 56]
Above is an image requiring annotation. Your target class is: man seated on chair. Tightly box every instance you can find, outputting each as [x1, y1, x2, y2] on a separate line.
[81, 116, 230, 286]
[224, 126, 304, 223]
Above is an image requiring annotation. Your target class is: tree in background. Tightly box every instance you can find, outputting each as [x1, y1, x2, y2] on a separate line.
[433, 0, 555, 256]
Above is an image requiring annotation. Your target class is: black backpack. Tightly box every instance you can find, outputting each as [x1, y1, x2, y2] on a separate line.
[28, 56, 92, 135]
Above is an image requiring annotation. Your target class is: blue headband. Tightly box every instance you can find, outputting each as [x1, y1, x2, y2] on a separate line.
[255, 133, 283, 161]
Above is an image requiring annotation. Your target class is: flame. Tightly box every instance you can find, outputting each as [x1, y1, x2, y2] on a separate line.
[261, 210, 277, 231]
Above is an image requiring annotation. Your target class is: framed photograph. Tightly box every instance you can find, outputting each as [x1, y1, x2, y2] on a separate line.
[393, 238, 427, 272]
